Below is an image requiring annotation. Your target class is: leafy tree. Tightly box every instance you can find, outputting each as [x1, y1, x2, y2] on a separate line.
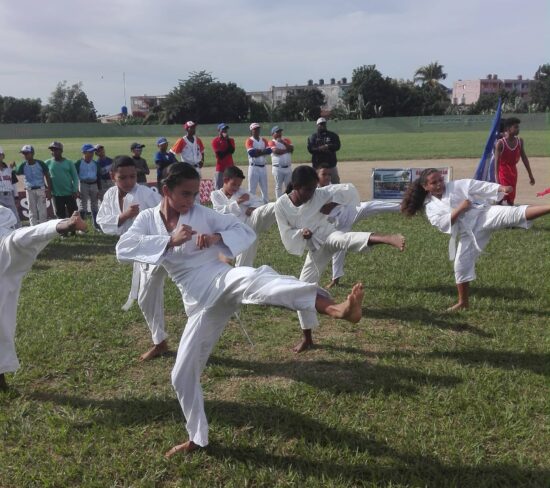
[248, 98, 271, 123]
[42, 81, 97, 122]
[414, 62, 447, 87]
[529, 64, 550, 110]
[277, 88, 325, 121]
[0, 96, 42, 123]
[161, 71, 249, 124]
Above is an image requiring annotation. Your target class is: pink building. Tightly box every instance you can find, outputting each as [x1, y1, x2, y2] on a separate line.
[452, 74, 532, 105]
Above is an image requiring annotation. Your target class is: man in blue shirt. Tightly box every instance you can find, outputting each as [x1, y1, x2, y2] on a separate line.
[16, 145, 53, 226]
[75, 143, 101, 230]
[154, 137, 177, 191]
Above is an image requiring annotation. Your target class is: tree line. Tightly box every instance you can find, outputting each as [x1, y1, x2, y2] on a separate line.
[2, 63, 550, 124]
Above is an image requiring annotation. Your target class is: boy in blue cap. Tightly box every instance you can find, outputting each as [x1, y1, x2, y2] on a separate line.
[75, 143, 101, 230]
[154, 137, 177, 191]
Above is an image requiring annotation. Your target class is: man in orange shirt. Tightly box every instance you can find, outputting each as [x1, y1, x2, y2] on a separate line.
[171, 121, 205, 175]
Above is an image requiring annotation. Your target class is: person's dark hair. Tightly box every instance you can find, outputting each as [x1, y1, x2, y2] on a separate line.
[316, 162, 332, 171]
[286, 165, 319, 194]
[223, 166, 245, 180]
[498, 118, 507, 134]
[504, 117, 520, 129]
[400, 168, 440, 216]
[161, 162, 200, 190]
[111, 155, 136, 173]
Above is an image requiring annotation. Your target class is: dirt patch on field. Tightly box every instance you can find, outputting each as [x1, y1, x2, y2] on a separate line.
[200, 157, 549, 205]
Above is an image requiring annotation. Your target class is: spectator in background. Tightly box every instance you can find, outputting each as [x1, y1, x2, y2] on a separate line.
[75, 143, 101, 230]
[245, 123, 272, 204]
[45, 141, 79, 221]
[130, 142, 150, 186]
[0, 147, 20, 227]
[307, 117, 341, 183]
[95, 144, 114, 198]
[211, 123, 235, 190]
[15, 145, 52, 226]
[170, 121, 205, 175]
[268, 126, 294, 199]
[154, 137, 178, 192]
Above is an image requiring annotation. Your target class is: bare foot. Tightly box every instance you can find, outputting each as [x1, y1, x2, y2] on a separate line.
[165, 440, 200, 458]
[293, 337, 314, 353]
[0, 373, 7, 391]
[327, 283, 364, 323]
[388, 234, 406, 251]
[326, 278, 340, 289]
[56, 211, 87, 235]
[446, 302, 468, 312]
[139, 340, 168, 361]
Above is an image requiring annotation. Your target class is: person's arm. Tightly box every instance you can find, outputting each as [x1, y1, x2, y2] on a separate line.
[143, 159, 150, 175]
[274, 200, 308, 256]
[45, 173, 53, 197]
[198, 138, 205, 167]
[70, 161, 80, 197]
[519, 138, 535, 185]
[270, 140, 287, 155]
[210, 190, 242, 217]
[328, 132, 341, 152]
[450, 200, 471, 225]
[307, 135, 317, 155]
[494, 140, 503, 184]
[283, 138, 294, 153]
[97, 190, 127, 235]
[205, 208, 256, 258]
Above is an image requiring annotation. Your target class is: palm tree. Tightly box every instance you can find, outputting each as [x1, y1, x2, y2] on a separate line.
[414, 62, 447, 87]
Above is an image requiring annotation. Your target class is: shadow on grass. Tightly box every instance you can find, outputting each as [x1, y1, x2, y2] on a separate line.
[38, 233, 117, 261]
[364, 306, 493, 338]
[420, 285, 534, 300]
[427, 349, 550, 377]
[205, 399, 550, 487]
[209, 355, 461, 396]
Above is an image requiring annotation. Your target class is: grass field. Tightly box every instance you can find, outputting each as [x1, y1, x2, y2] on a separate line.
[1, 211, 550, 487]
[0, 129, 549, 166]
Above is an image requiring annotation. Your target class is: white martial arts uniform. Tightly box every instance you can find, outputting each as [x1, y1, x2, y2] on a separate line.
[116, 203, 323, 447]
[96, 184, 168, 345]
[275, 184, 371, 330]
[210, 188, 276, 267]
[424, 179, 530, 284]
[0, 205, 62, 375]
[328, 200, 401, 280]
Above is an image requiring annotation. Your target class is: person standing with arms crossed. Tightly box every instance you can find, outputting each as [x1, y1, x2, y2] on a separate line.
[268, 126, 294, 199]
[171, 121, 205, 175]
[307, 117, 341, 183]
[211, 123, 235, 190]
[245, 123, 272, 204]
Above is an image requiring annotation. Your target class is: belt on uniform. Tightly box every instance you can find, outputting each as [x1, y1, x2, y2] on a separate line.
[81, 180, 97, 184]
[29, 186, 44, 190]
[250, 164, 265, 167]
[273, 165, 289, 168]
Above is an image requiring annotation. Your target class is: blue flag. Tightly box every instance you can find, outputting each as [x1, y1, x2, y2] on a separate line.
[474, 98, 502, 182]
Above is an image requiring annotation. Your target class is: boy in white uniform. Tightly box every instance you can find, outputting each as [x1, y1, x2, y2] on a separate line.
[316, 164, 401, 288]
[245, 123, 272, 204]
[0, 207, 86, 390]
[268, 126, 293, 199]
[97, 156, 168, 361]
[116, 162, 365, 457]
[210, 166, 276, 267]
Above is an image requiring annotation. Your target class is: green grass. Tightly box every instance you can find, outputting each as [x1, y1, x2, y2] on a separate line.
[1, 213, 550, 487]
[1, 129, 549, 167]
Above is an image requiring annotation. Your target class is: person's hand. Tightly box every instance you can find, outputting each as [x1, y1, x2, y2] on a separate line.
[45, 189, 51, 199]
[319, 144, 329, 152]
[196, 233, 221, 249]
[529, 177, 536, 186]
[169, 224, 196, 247]
[237, 193, 250, 204]
[459, 199, 471, 212]
[124, 204, 140, 219]
[245, 207, 256, 216]
[73, 192, 80, 199]
[302, 228, 313, 240]
[320, 202, 338, 215]
[9, 161, 16, 169]
[500, 185, 513, 194]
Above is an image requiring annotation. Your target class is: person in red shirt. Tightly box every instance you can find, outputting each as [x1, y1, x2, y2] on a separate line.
[211, 123, 235, 189]
[494, 117, 535, 205]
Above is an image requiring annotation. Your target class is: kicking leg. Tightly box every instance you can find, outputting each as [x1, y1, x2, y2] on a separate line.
[367, 233, 406, 251]
[447, 281, 470, 312]
[525, 204, 550, 221]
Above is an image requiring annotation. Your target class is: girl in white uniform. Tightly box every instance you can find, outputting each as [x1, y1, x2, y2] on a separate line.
[275, 165, 405, 353]
[0, 208, 86, 390]
[401, 168, 550, 311]
[116, 163, 365, 457]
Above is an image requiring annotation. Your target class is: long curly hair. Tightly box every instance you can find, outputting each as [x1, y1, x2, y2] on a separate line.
[400, 168, 440, 216]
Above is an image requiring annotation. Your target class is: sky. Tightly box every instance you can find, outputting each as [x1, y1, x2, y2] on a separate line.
[0, 0, 548, 115]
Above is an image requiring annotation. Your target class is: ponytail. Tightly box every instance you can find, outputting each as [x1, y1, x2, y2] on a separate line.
[401, 168, 439, 216]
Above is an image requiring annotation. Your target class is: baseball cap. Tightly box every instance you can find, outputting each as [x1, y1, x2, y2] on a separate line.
[48, 141, 63, 150]
[20, 144, 34, 154]
[184, 121, 195, 130]
[81, 143, 96, 153]
[217, 122, 229, 131]
[94, 144, 104, 151]
[271, 126, 283, 135]
[157, 137, 168, 145]
[130, 142, 145, 150]
[249, 122, 261, 131]
[316, 117, 327, 125]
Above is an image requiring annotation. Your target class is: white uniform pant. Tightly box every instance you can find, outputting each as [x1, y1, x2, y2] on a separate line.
[331, 200, 401, 280]
[272, 166, 292, 199]
[26, 188, 48, 226]
[0, 193, 21, 228]
[454, 205, 530, 284]
[247, 165, 268, 204]
[235, 202, 276, 267]
[298, 230, 372, 329]
[127, 262, 168, 344]
[170, 265, 320, 447]
[79, 182, 99, 213]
